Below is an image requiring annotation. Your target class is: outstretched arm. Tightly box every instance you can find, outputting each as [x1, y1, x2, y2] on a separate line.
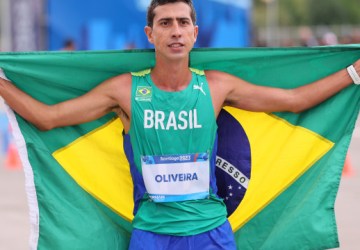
[207, 60, 360, 115]
[0, 69, 131, 131]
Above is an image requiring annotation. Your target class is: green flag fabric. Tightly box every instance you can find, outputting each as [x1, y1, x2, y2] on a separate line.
[0, 46, 359, 250]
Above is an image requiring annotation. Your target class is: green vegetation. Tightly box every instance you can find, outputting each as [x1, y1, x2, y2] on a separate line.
[254, 0, 360, 26]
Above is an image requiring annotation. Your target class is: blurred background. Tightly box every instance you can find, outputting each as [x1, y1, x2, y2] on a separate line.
[0, 0, 359, 249]
[1, 0, 360, 51]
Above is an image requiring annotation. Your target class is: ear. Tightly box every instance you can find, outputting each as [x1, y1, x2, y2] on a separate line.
[193, 25, 199, 43]
[144, 26, 154, 44]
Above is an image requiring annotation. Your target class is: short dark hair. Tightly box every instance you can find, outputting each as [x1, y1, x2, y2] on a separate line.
[146, 0, 197, 27]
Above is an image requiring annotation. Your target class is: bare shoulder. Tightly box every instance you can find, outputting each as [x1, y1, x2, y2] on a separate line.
[204, 70, 230, 83]
[204, 70, 241, 87]
[107, 72, 132, 89]
[205, 69, 241, 92]
[101, 73, 132, 99]
[204, 69, 256, 113]
[95, 73, 132, 129]
[204, 70, 235, 115]
[88, 72, 132, 116]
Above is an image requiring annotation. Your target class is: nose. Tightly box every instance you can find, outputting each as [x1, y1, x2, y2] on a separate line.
[171, 22, 182, 38]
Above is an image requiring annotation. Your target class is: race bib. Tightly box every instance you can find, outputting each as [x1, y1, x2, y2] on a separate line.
[141, 153, 210, 202]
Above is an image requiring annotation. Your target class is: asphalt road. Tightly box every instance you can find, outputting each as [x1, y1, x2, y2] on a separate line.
[0, 118, 359, 250]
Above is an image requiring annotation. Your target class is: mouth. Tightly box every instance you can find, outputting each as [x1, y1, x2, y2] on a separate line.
[168, 43, 184, 48]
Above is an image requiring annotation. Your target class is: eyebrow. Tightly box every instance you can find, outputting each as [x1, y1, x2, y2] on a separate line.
[157, 17, 191, 23]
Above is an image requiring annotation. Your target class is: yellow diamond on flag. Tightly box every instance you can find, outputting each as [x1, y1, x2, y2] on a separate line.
[224, 107, 334, 231]
[53, 118, 134, 221]
[52, 107, 333, 228]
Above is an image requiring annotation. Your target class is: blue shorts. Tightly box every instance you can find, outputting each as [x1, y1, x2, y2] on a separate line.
[128, 220, 236, 250]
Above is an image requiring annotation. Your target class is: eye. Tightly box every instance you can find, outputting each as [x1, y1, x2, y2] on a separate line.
[160, 21, 169, 26]
[181, 20, 190, 26]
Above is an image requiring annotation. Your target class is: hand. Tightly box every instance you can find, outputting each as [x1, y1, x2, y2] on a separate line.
[0, 68, 10, 81]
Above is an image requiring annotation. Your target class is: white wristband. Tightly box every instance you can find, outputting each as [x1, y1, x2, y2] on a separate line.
[346, 65, 360, 85]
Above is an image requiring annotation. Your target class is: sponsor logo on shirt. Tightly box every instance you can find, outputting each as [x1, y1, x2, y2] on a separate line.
[193, 82, 206, 96]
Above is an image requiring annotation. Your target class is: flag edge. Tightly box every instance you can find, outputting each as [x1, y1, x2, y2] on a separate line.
[4, 103, 39, 250]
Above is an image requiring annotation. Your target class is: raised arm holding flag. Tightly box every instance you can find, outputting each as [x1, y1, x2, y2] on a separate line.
[0, 0, 360, 249]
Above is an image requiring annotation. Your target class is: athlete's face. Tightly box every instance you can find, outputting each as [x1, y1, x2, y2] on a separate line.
[145, 2, 198, 62]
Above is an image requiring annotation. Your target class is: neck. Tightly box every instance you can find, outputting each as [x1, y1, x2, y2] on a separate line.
[151, 59, 192, 91]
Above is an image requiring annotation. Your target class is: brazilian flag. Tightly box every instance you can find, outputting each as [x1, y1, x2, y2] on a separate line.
[0, 46, 359, 250]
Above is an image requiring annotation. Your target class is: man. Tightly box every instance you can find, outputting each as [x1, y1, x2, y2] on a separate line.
[0, 0, 359, 249]
[61, 39, 76, 51]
